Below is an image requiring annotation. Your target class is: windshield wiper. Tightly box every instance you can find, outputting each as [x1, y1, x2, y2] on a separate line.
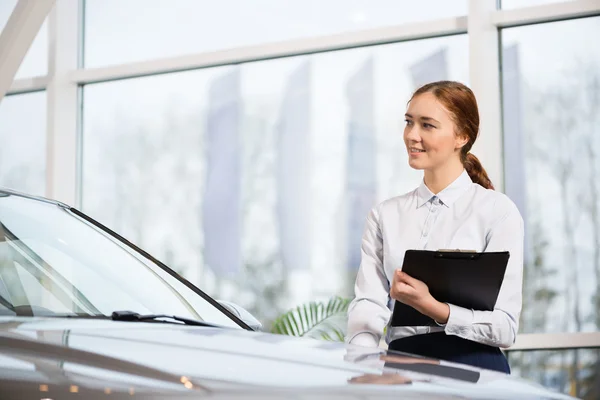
[42, 311, 220, 328]
[110, 310, 218, 327]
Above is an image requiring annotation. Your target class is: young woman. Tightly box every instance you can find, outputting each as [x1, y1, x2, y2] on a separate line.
[346, 81, 524, 373]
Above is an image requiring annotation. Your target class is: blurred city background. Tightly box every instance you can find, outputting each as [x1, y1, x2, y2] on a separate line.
[0, 0, 599, 397]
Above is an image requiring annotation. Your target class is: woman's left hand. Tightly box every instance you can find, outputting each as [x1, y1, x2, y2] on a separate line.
[390, 270, 450, 324]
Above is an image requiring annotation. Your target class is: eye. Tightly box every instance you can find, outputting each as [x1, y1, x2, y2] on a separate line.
[405, 119, 414, 127]
[423, 123, 435, 129]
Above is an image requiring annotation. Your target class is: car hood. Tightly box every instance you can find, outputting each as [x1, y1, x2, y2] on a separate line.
[0, 317, 572, 400]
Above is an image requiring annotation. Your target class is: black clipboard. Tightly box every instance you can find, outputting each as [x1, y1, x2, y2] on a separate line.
[390, 250, 510, 327]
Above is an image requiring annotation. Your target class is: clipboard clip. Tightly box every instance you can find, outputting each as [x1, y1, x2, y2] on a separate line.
[435, 249, 480, 259]
[437, 249, 477, 253]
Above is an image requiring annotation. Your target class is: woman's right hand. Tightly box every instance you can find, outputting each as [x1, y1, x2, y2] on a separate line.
[390, 269, 450, 324]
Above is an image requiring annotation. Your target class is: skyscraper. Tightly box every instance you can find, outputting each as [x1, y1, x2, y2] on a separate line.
[202, 67, 242, 278]
[275, 60, 311, 272]
[502, 44, 528, 259]
[409, 48, 449, 89]
[345, 57, 376, 271]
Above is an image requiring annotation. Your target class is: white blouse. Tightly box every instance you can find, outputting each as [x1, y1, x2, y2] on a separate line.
[346, 170, 524, 349]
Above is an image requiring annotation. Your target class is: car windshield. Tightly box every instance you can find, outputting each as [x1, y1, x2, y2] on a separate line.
[0, 191, 243, 329]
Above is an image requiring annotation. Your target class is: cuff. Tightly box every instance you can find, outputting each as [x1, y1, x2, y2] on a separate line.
[349, 332, 380, 348]
[445, 304, 474, 334]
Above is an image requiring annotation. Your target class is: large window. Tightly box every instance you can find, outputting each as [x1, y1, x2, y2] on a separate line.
[5, 1, 600, 396]
[83, 0, 467, 67]
[82, 34, 468, 327]
[501, 16, 600, 396]
[502, 16, 600, 335]
[0, 0, 48, 78]
[0, 92, 46, 196]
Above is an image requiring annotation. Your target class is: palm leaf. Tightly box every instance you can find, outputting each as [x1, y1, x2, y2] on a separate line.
[271, 296, 351, 342]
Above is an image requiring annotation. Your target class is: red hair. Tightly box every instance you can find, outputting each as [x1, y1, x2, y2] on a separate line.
[410, 81, 494, 190]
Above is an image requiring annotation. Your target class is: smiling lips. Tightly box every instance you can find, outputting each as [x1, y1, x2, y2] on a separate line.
[409, 147, 426, 154]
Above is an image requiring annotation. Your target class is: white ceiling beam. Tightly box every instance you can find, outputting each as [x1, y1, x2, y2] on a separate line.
[0, 0, 55, 102]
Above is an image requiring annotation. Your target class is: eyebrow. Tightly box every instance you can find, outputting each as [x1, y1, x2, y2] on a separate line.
[405, 113, 440, 124]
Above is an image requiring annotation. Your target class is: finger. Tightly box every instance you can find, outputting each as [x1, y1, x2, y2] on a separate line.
[398, 271, 418, 285]
[394, 269, 403, 281]
[393, 282, 413, 297]
[395, 270, 410, 284]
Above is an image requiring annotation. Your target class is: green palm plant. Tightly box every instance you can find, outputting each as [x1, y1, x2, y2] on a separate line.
[271, 296, 351, 342]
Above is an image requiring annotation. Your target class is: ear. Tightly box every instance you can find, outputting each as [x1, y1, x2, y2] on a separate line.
[455, 133, 469, 150]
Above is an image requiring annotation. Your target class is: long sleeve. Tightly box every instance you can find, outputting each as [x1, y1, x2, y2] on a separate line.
[443, 198, 524, 348]
[346, 206, 391, 348]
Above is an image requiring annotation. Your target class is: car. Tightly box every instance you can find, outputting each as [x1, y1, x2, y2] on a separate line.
[0, 187, 575, 399]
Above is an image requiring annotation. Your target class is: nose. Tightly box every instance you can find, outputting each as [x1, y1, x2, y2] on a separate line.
[404, 124, 421, 143]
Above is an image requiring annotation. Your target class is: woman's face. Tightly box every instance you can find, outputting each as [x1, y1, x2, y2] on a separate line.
[403, 92, 467, 171]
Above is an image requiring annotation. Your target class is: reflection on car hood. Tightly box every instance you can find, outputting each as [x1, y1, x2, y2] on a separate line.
[0, 317, 573, 400]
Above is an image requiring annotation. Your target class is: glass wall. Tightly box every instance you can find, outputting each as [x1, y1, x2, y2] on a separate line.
[5, 1, 600, 396]
[0, 92, 46, 195]
[81, 34, 467, 327]
[83, 0, 467, 67]
[508, 348, 600, 399]
[501, 16, 600, 335]
[501, 16, 600, 396]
